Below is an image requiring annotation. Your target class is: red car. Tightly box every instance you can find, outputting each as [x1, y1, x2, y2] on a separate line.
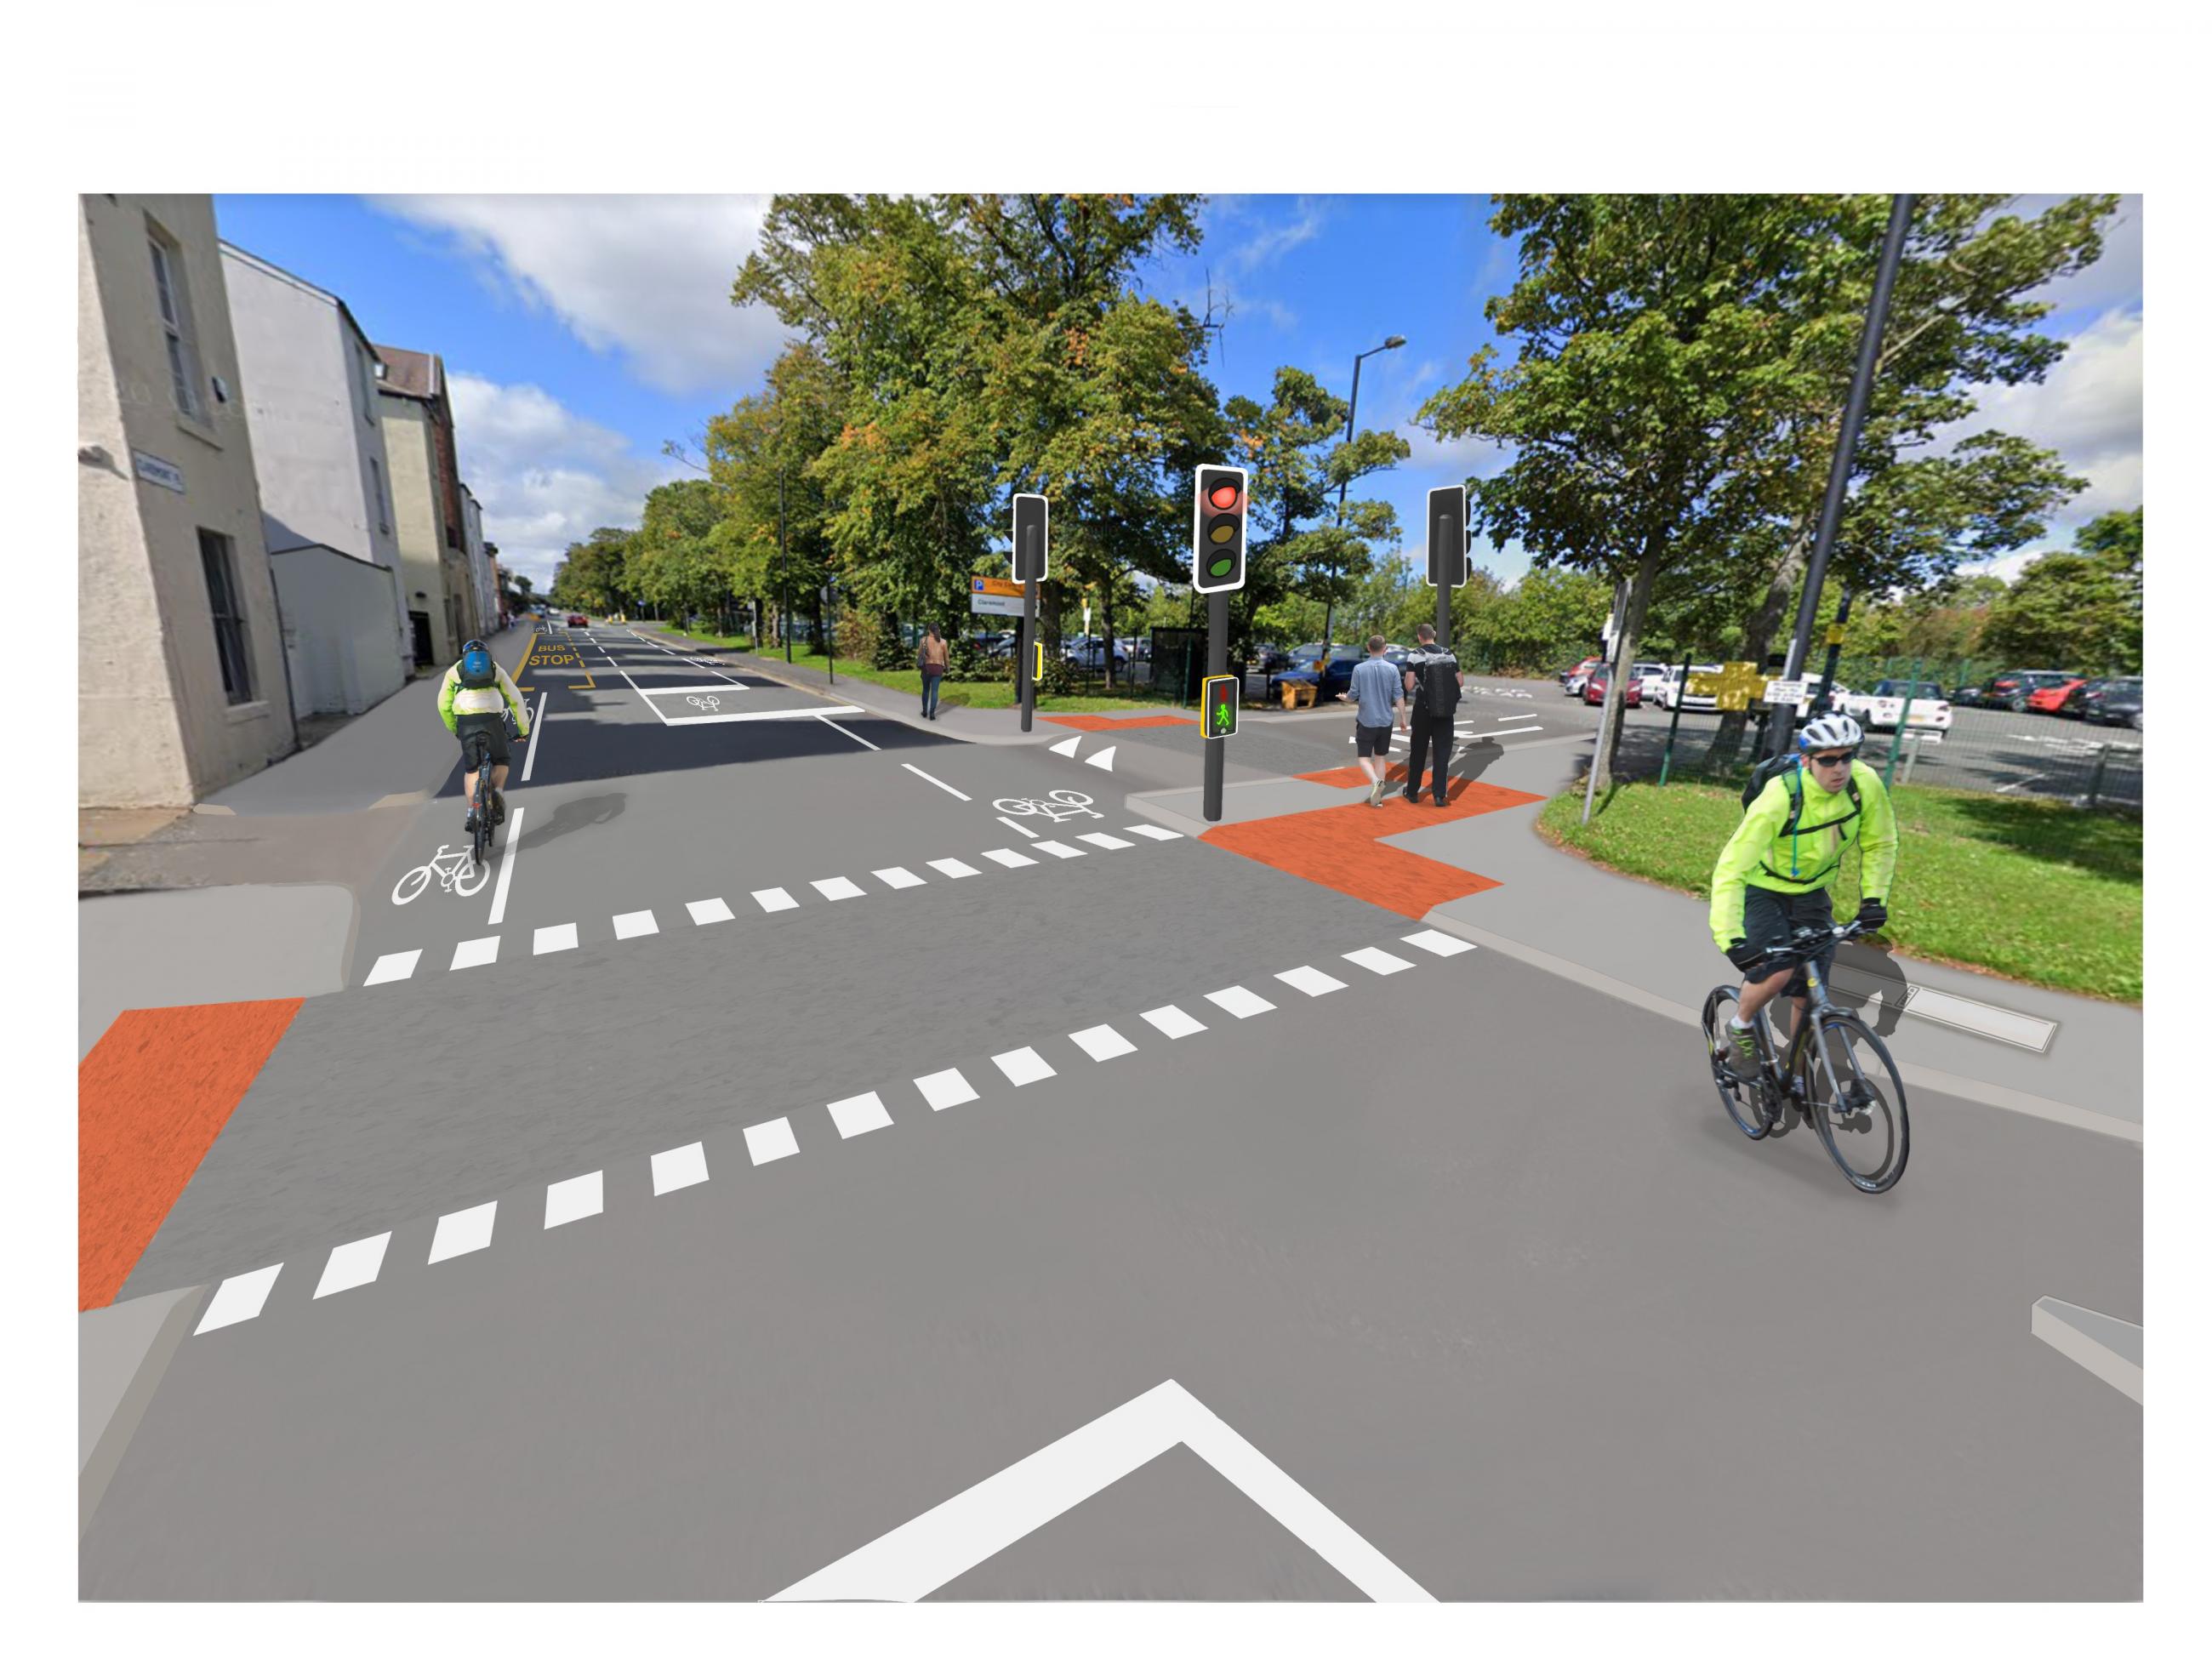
[567, 613, 589, 628]
[2025, 676, 2088, 714]
[1582, 665, 1642, 708]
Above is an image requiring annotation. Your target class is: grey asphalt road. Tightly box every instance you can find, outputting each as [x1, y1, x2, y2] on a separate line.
[83, 920, 2140, 1599]
[82, 625, 2142, 1601]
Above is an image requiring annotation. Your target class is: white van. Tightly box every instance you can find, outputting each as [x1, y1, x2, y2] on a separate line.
[1656, 664, 1723, 711]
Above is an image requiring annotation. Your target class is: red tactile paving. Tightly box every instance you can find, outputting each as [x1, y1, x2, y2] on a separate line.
[1202, 777, 1546, 919]
[79, 999, 302, 1309]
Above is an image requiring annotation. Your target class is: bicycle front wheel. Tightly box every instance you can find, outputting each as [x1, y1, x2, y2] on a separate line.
[1701, 987, 1771, 1141]
[1799, 1012, 1910, 1194]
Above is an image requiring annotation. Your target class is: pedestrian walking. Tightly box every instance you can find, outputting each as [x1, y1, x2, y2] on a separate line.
[917, 622, 949, 720]
[1338, 634, 1406, 806]
[1400, 622, 1463, 806]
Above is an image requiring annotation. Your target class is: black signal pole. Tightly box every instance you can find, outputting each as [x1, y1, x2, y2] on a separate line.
[1020, 574, 1036, 733]
[1203, 590, 1226, 822]
[1768, 193, 1913, 759]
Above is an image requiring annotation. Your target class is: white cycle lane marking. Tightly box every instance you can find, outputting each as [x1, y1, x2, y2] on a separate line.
[992, 790, 1103, 824]
[391, 843, 491, 905]
[486, 805, 527, 926]
[768, 1378, 1434, 1602]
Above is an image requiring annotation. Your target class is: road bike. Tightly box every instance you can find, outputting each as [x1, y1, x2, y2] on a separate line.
[1701, 920, 1911, 1194]
[464, 728, 501, 870]
[991, 790, 1103, 824]
[391, 842, 492, 904]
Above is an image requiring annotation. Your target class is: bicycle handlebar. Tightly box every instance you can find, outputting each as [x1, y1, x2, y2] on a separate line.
[1753, 919, 1870, 974]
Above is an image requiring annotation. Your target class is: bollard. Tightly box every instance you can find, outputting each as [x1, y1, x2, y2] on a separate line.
[2085, 743, 2109, 811]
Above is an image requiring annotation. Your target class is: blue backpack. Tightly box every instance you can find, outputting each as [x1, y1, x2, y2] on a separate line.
[458, 643, 496, 688]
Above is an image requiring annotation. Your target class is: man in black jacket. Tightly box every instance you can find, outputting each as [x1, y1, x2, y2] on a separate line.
[1400, 623, 1463, 806]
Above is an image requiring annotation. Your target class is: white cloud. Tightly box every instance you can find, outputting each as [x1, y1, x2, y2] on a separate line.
[448, 374, 682, 588]
[2015, 193, 2141, 318]
[371, 195, 787, 396]
[1949, 306, 2142, 532]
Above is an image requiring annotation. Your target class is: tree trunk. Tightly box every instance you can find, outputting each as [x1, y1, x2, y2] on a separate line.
[1707, 528, 1810, 767]
[1589, 538, 1664, 799]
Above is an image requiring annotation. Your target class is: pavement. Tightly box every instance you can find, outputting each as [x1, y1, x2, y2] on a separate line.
[75, 622, 2142, 1601]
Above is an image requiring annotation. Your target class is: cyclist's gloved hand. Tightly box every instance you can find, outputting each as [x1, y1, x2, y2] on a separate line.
[1725, 938, 1766, 974]
[1856, 898, 1889, 932]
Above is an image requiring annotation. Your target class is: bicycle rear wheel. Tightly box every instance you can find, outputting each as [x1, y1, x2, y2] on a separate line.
[1799, 1012, 1910, 1193]
[1701, 987, 1772, 1140]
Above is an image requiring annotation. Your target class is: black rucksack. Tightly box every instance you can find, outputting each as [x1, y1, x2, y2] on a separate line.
[1742, 753, 1861, 840]
[457, 642, 496, 688]
[1417, 652, 1462, 715]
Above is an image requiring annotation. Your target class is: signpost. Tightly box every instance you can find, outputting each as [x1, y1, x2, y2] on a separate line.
[1192, 466, 1248, 823]
[1012, 493, 1048, 733]
[969, 576, 1024, 618]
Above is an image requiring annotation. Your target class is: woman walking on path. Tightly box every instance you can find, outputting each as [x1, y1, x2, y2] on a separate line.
[918, 623, 949, 720]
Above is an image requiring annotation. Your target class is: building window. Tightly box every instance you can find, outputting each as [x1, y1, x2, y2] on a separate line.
[149, 228, 204, 420]
[199, 528, 255, 704]
[369, 455, 391, 533]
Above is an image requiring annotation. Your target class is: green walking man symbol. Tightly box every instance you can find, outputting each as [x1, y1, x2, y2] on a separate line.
[1202, 673, 1237, 740]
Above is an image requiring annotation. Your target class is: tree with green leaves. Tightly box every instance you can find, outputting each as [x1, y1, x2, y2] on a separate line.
[1980, 507, 2143, 673]
[550, 527, 636, 615]
[704, 342, 847, 647]
[1421, 193, 2112, 794]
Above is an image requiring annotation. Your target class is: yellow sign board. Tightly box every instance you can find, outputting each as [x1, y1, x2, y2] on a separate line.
[1685, 661, 1765, 712]
[1825, 624, 1848, 647]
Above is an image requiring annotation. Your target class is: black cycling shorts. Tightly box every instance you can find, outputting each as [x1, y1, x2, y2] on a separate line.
[1740, 884, 1834, 996]
[454, 712, 511, 768]
[1354, 721, 1395, 757]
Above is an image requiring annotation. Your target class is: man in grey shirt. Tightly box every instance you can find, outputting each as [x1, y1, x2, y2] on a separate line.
[1339, 634, 1407, 806]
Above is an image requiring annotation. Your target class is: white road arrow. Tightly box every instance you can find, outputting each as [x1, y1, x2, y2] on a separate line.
[1085, 744, 1117, 772]
[768, 1378, 1433, 1603]
[1048, 734, 1083, 757]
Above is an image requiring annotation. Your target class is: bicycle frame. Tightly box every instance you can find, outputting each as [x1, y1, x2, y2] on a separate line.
[1751, 932, 1866, 1115]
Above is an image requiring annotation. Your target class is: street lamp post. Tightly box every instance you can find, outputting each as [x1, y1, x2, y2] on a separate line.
[1322, 335, 1405, 669]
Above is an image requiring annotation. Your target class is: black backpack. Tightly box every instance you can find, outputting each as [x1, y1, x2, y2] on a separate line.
[1417, 652, 1462, 715]
[457, 642, 496, 688]
[1742, 753, 1861, 876]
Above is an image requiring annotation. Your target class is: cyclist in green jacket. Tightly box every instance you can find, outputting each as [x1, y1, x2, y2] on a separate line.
[438, 639, 531, 833]
[1711, 713, 1898, 1079]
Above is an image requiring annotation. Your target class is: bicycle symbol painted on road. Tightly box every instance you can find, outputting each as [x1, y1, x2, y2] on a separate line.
[392, 844, 489, 904]
[685, 694, 723, 713]
[991, 790, 1103, 824]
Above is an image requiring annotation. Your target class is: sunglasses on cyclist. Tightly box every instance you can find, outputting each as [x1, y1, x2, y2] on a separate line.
[1807, 750, 1857, 767]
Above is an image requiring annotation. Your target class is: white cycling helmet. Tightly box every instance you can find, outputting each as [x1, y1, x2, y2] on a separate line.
[1799, 712, 1864, 752]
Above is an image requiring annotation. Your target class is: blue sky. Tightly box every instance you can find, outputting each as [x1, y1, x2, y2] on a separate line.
[210, 194, 2141, 594]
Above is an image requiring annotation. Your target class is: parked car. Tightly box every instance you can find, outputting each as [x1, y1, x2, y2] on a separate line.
[1062, 634, 1129, 670]
[1269, 652, 1365, 704]
[567, 613, 589, 628]
[1654, 663, 1723, 711]
[2084, 677, 2141, 730]
[1982, 668, 2077, 712]
[1630, 662, 1673, 702]
[1252, 642, 1293, 674]
[1950, 682, 1987, 706]
[1851, 678, 1953, 733]
[2025, 676, 2089, 715]
[1561, 656, 1605, 695]
[1582, 665, 1642, 708]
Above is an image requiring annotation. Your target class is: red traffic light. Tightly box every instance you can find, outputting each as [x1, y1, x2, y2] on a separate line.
[1207, 482, 1240, 511]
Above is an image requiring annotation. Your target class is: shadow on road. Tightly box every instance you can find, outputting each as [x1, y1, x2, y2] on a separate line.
[515, 793, 627, 853]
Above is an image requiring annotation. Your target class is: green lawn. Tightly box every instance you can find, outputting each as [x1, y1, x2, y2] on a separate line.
[668, 631, 1189, 715]
[1537, 779, 2142, 1002]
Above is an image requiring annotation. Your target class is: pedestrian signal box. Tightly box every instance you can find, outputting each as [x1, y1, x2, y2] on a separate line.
[1202, 674, 1239, 739]
[1192, 465, 1248, 594]
[1425, 484, 1468, 588]
[1012, 493, 1049, 582]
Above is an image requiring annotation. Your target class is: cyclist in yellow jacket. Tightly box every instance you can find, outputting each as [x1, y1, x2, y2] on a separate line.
[438, 639, 531, 833]
[1711, 713, 1898, 1079]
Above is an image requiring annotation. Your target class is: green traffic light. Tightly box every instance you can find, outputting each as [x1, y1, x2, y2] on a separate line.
[1208, 556, 1233, 577]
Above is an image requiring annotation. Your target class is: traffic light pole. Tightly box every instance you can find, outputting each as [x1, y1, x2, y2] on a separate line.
[1019, 578, 1036, 733]
[1203, 590, 1226, 823]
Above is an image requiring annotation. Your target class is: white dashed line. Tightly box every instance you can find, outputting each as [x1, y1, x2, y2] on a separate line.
[1031, 841, 1084, 858]
[544, 1171, 604, 1229]
[929, 858, 981, 879]
[1070, 1024, 1137, 1061]
[902, 763, 972, 801]
[752, 887, 801, 913]
[533, 922, 579, 955]
[1401, 929, 1477, 957]
[195, 1265, 283, 1334]
[312, 1233, 391, 1300]
[827, 1092, 896, 1138]
[687, 898, 737, 924]
[993, 1046, 1057, 1086]
[651, 1143, 710, 1194]
[745, 1118, 801, 1166]
[1075, 832, 1134, 850]
[1343, 947, 1414, 976]
[427, 1202, 498, 1263]
[613, 909, 659, 939]
[812, 877, 867, 902]
[1275, 966, 1347, 997]
[1206, 985, 1276, 1018]
[1141, 1005, 1206, 1039]
[875, 866, 927, 889]
[486, 805, 527, 926]
[364, 949, 422, 986]
[915, 1068, 979, 1110]
[982, 848, 1036, 868]
[450, 936, 499, 971]
[1124, 824, 1182, 841]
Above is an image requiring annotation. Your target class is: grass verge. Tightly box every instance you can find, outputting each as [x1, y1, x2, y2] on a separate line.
[1536, 778, 2141, 1003]
[679, 634, 1190, 715]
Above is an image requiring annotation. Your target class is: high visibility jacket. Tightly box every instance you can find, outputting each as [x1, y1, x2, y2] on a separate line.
[1709, 760, 1897, 949]
[438, 658, 529, 738]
